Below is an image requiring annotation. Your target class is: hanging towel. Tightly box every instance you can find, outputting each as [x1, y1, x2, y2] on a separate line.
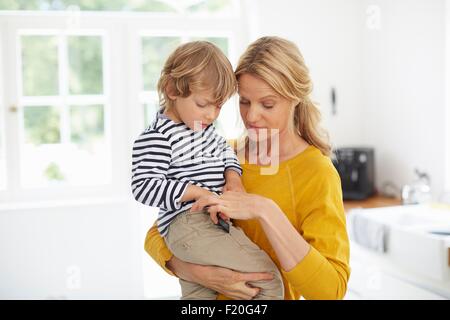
[348, 210, 389, 253]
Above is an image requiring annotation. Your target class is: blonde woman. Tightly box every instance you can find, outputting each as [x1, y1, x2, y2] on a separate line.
[132, 41, 284, 300]
[144, 36, 350, 300]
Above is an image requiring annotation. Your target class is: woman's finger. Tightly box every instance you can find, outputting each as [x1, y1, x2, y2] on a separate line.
[237, 272, 274, 282]
[209, 211, 218, 224]
[226, 283, 257, 300]
[199, 195, 222, 210]
[207, 205, 228, 219]
[190, 202, 199, 212]
[235, 286, 259, 300]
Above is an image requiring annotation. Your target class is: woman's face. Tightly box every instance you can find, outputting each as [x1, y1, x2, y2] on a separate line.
[238, 73, 296, 141]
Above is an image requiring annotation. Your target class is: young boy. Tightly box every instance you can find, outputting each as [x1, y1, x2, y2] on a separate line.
[131, 41, 283, 300]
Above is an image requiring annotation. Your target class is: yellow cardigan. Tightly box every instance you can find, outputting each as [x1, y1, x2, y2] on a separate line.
[144, 145, 351, 300]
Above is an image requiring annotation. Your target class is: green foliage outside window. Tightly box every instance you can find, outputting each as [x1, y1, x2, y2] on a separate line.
[70, 104, 104, 148]
[0, 0, 175, 12]
[0, 0, 233, 13]
[44, 162, 65, 181]
[68, 36, 103, 95]
[22, 36, 59, 96]
[24, 106, 61, 145]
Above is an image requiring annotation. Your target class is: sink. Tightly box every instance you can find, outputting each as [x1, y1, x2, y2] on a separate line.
[347, 204, 450, 285]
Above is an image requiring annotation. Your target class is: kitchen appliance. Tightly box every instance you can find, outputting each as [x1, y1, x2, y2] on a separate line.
[332, 147, 375, 200]
[401, 168, 432, 205]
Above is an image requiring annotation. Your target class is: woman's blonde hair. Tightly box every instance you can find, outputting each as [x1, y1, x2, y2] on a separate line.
[235, 36, 331, 156]
[157, 41, 237, 110]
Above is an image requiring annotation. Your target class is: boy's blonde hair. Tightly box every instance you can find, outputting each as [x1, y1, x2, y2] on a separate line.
[235, 36, 331, 156]
[157, 41, 237, 109]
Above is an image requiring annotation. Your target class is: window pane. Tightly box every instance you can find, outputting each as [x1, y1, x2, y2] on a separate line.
[68, 36, 103, 95]
[142, 37, 180, 91]
[143, 100, 160, 128]
[21, 104, 109, 188]
[215, 97, 242, 139]
[70, 104, 104, 147]
[21, 36, 59, 96]
[191, 37, 229, 56]
[0, 0, 175, 12]
[186, 0, 233, 14]
[23, 106, 61, 144]
[0, 118, 5, 190]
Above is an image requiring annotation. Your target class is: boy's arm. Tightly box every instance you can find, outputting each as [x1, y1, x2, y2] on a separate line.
[221, 138, 245, 192]
[221, 138, 242, 176]
[132, 131, 189, 210]
[223, 169, 246, 193]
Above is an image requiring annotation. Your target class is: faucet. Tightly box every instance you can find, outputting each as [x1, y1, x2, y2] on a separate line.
[401, 169, 432, 205]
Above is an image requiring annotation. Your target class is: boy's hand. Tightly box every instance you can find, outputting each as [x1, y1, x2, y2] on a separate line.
[190, 190, 218, 212]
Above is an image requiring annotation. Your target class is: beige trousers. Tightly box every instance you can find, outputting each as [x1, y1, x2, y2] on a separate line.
[164, 209, 284, 300]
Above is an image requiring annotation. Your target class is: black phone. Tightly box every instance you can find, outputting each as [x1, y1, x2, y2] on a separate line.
[217, 216, 230, 233]
[204, 205, 230, 233]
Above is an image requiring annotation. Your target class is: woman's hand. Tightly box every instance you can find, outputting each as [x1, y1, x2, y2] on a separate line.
[167, 256, 275, 300]
[193, 191, 274, 222]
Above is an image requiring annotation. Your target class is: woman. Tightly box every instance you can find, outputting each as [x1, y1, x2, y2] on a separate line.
[144, 36, 350, 300]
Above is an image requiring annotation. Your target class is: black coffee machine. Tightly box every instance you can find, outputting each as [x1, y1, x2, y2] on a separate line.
[332, 147, 375, 200]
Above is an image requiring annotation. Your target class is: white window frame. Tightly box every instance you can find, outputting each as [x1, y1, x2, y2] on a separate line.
[0, 8, 248, 204]
[446, 0, 450, 192]
[0, 24, 5, 191]
[0, 14, 118, 203]
[17, 29, 112, 188]
[137, 29, 239, 132]
[127, 14, 246, 140]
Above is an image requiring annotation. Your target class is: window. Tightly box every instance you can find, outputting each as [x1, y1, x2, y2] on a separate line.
[17, 31, 110, 188]
[0, 0, 237, 15]
[0, 32, 5, 191]
[446, 2, 450, 192]
[140, 35, 235, 132]
[0, 1, 245, 202]
[0, 91, 4, 192]
[141, 36, 181, 128]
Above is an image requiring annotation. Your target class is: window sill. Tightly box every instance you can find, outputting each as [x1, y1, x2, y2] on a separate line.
[0, 196, 132, 211]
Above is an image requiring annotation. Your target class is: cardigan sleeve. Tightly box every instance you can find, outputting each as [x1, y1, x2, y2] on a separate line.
[281, 166, 351, 300]
[144, 222, 175, 276]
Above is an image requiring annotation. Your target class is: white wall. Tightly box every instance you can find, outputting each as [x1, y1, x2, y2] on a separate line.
[254, 0, 448, 198]
[361, 0, 447, 198]
[0, 199, 144, 299]
[446, 0, 450, 192]
[251, 0, 365, 147]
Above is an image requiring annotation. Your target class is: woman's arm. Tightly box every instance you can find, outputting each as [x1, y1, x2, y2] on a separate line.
[257, 199, 311, 271]
[198, 172, 350, 300]
[144, 223, 275, 300]
[193, 192, 310, 271]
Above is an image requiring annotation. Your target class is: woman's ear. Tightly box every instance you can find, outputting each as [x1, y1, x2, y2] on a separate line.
[165, 80, 178, 101]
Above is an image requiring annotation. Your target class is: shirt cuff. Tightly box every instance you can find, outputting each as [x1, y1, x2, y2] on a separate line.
[158, 246, 176, 277]
[224, 165, 242, 176]
[172, 181, 189, 210]
[280, 245, 327, 290]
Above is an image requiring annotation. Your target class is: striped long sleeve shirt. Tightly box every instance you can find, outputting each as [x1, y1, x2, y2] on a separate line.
[131, 110, 242, 236]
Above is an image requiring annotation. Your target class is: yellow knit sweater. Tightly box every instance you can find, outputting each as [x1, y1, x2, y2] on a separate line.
[144, 145, 351, 300]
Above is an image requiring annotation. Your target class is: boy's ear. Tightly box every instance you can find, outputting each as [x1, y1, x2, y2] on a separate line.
[165, 80, 178, 100]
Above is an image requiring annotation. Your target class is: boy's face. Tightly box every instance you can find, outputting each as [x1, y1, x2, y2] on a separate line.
[166, 89, 222, 131]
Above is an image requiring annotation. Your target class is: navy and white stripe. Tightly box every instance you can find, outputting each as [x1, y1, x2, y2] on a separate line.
[131, 110, 242, 236]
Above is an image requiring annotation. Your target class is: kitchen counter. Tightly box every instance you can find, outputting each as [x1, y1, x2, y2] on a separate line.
[346, 203, 450, 299]
[344, 195, 402, 213]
